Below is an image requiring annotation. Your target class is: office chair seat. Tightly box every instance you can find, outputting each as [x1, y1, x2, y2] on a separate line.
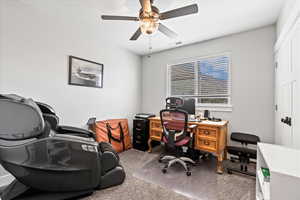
[163, 136, 190, 146]
[227, 146, 257, 159]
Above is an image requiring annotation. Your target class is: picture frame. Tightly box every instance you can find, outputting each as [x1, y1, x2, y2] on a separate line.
[68, 56, 104, 88]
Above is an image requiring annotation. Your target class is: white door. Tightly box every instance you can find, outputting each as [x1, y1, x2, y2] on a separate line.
[278, 82, 293, 146]
[274, 55, 281, 144]
[291, 20, 300, 149]
[275, 39, 293, 147]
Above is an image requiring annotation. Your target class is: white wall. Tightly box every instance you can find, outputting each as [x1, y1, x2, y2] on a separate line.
[142, 26, 276, 143]
[0, 0, 142, 183]
[0, 1, 142, 127]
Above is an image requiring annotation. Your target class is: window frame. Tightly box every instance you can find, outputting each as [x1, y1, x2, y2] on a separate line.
[166, 52, 232, 112]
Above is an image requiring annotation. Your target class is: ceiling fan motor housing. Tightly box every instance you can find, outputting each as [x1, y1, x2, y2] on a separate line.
[139, 6, 160, 35]
[139, 6, 160, 19]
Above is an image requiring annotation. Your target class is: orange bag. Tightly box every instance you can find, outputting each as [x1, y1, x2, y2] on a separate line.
[92, 119, 132, 153]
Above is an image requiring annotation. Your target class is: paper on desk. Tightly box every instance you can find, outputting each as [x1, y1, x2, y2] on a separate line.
[201, 120, 227, 126]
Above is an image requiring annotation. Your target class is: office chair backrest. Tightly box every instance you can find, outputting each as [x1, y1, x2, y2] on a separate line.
[160, 109, 188, 147]
[166, 97, 184, 109]
[0, 95, 45, 140]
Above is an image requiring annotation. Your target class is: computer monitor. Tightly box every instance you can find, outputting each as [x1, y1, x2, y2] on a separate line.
[181, 98, 195, 115]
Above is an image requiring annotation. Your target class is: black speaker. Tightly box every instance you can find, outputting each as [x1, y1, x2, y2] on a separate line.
[204, 110, 210, 119]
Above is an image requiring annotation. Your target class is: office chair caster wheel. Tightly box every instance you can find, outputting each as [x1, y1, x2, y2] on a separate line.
[227, 169, 232, 174]
[162, 168, 167, 174]
[186, 171, 192, 176]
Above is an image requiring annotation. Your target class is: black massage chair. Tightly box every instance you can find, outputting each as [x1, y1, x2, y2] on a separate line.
[0, 94, 126, 200]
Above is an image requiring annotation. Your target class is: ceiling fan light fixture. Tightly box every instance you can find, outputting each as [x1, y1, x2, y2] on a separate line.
[140, 18, 159, 35]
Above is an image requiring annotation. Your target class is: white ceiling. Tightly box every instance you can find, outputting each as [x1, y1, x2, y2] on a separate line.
[98, 0, 285, 55]
[12, 0, 285, 55]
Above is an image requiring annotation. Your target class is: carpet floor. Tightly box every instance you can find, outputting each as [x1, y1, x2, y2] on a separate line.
[82, 148, 255, 200]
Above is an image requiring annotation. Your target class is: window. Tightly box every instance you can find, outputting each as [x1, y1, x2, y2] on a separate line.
[167, 54, 231, 109]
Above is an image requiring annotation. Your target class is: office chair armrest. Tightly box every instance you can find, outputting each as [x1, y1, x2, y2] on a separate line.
[188, 124, 197, 129]
[187, 124, 197, 137]
[57, 126, 96, 140]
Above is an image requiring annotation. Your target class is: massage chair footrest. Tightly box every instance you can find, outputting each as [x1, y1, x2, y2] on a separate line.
[0, 180, 93, 200]
[98, 142, 126, 189]
[99, 165, 126, 189]
[99, 142, 121, 174]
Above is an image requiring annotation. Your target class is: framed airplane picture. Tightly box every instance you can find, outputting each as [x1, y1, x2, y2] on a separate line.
[68, 56, 104, 88]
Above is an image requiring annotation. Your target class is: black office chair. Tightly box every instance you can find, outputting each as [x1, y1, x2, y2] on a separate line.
[159, 108, 196, 176]
[0, 94, 126, 200]
[226, 132, 260, 177]
[165, 97, 185, 109]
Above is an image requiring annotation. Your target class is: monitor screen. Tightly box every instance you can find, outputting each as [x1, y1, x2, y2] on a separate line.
[181, 98, 195, 115]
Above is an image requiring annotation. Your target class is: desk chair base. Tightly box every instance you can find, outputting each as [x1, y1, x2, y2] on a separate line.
[159, 155, 195, 176]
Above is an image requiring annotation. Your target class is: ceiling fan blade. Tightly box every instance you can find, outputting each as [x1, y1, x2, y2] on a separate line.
[130, 28, 142, 40]
[160, 4, 198, 20]
[101, 15, 139, 21]
[158, 23, 178, 39]
[139, 0, 152, 13]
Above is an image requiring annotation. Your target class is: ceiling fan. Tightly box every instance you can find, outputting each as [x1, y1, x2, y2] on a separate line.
[101, 0, 199, 41]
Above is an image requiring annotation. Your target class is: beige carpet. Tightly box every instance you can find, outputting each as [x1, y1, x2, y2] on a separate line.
[81, 149, 189, 200]
[82, 148, 255, 200]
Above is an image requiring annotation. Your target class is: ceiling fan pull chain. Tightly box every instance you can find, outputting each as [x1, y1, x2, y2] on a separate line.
[148, 36, 153, 56]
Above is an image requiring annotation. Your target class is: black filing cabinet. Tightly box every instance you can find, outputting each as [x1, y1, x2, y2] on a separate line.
[133, 118, 150, 151]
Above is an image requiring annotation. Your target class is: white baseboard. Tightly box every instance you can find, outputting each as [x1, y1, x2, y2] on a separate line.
[0, 174, 14, 188]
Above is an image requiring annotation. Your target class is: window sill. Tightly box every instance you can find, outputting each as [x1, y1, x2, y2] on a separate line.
[196, 104, 233, 112]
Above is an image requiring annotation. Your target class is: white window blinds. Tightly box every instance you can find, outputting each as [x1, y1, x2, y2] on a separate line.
[170, 62, 195, 96]
[168, 54, 230, 105]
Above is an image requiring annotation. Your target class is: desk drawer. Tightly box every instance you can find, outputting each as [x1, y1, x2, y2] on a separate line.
[196, 137, 217, 151]
[150, 130, 162, 141]
[151, 121, 162, 129]
[198, 128, 217, 139]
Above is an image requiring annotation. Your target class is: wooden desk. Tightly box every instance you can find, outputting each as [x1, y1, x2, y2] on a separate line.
[148, 117, 228, 174]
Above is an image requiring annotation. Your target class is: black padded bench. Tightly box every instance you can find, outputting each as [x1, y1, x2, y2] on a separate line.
[226, 132, 260, 177]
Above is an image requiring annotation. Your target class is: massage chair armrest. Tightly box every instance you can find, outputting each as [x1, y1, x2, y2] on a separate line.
[57, 125, 96, 140]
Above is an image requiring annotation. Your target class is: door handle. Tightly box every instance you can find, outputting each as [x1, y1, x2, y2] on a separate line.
[286, 117, 292, 126]
[281, 116, 292, 126]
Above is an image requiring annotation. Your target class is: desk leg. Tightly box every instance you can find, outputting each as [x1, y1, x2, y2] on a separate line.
[217, 153, 224, 174]
[148, 138, 153, 153]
